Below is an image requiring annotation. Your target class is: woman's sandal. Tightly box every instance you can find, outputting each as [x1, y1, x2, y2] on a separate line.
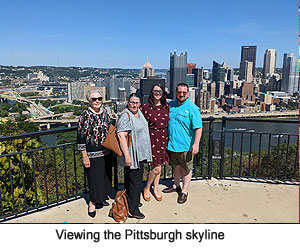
[153, 192, 162, 201]
[143, 188, 151, 201]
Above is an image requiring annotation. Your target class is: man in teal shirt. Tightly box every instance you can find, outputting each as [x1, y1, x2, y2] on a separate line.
[163, 83, 202, 204]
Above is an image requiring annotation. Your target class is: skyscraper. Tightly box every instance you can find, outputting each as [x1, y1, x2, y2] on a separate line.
[192, 67, 204, 87]
[118, 87, 126, 102]
[186, 74, 194, 87]
[195, 89, 210, 112]
[203, 70, 210, 80]
[239, 61, 253, 82]
[140, 60, 155, 78]
[138, 61, 165, 104]
[216, 81, 225, 98]
[281, 53, 298, 96]
[105, 76, 130, 101]
[226, 67, 234, 82]
[263, 49, 277, 79]
[268, 73, 281, 91]
[169, 51, 187, 99]
[139, 77, 165, 104]
[67, 81, 88, 103]
[208, 81, 216, 98]
[212, 61, 221, 82]
[240, 46, 257, 77]
[187, 63, 196, 74]
[212, 61, 230, 82]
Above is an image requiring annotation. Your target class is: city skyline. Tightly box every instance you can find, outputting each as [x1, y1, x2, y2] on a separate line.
[0, 0, 298, 69]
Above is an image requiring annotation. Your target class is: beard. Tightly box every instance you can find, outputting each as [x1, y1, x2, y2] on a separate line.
[177, 96, 187, 104]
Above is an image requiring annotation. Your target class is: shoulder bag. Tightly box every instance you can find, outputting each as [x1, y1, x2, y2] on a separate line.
[102, 112, 131, 156]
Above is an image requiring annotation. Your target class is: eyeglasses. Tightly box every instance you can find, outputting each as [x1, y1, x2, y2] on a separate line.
[91, 97, 103, 102]
[129, 101, 140, 106]
[177, 91, 188, 95]
[152, 89, 163, 95]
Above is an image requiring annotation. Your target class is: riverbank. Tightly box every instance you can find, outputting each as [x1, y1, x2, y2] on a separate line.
[201, 110, 299, 119]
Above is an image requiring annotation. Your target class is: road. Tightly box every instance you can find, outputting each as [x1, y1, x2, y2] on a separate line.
[0, 92, 54, 117]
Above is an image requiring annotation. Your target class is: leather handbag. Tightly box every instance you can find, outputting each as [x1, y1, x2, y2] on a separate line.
[102, 112, 131, 156]
[108, 189, 129, 223]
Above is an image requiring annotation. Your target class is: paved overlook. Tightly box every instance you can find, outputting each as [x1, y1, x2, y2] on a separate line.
[6, 178, 299, 223]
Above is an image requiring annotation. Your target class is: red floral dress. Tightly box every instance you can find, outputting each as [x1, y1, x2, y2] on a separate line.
[140, 103, 169, 167]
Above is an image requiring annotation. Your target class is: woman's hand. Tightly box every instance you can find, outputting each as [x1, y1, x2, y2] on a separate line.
[125, 155, 132, 167]
[83, 156, 90, 168]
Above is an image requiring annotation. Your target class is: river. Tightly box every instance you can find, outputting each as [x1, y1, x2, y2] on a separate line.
[203, 119, 298, 152]
[40, 119, 298, 153]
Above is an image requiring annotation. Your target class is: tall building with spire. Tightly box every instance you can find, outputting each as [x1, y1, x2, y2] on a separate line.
[138, 60, 165, 104]
[240, 46, 257, 78]
[281, 53, 298, 96]
[140, 59, 155, 78]
[263, 49, 277, 79]
[169, 51, 187, 99]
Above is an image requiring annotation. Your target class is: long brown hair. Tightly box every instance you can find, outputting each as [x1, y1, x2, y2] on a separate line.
[148, 83, 167, 108]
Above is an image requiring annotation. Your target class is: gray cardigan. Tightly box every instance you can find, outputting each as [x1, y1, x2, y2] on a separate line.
[116, 108, 152, 169]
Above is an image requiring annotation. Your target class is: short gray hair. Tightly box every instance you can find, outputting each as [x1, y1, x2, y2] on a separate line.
[86, 88, 102, 101]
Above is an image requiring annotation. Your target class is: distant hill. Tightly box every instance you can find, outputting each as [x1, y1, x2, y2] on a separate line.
[0, 65, 147, 80]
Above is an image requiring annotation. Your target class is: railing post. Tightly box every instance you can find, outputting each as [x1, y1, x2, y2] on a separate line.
[219, 117, 226, 178]
[208, 117, 214, 179]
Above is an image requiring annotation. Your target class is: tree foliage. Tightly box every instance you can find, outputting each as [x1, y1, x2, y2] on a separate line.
[0, 121, 44, 215]
[50, 104, 86, 115]
[223, 141, 299, 180]
[0, 119, 87, 217]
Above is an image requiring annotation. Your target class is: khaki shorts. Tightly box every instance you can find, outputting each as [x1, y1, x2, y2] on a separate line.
[168, 151, 194, 171]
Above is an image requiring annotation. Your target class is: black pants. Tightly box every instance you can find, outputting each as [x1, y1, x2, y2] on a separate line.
[85, 154, 112, 204]
[124, 162, 144, 216]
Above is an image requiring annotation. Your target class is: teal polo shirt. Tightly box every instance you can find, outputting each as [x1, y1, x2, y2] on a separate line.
[167, 98, 203, 152]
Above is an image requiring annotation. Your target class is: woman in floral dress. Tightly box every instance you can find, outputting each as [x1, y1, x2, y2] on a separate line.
[140, 83, 169, 201]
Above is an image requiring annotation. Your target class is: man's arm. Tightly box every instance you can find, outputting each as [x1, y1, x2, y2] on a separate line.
[190, 128, 202, 155]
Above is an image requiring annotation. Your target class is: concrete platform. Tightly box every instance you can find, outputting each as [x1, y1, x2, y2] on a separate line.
[5, 178, 299, 223]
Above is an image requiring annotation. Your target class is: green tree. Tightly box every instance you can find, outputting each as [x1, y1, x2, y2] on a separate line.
[72, 100, 82, 105]
[222, 141, 299, 180]
[0, 121, 44, 215]
[52, 130, 86, 196]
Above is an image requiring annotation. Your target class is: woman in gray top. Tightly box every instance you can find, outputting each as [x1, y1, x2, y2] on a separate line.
[117, 93, 152, 219]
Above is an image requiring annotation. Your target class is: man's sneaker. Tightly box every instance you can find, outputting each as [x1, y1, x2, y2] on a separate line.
[177, 192, 188, 204]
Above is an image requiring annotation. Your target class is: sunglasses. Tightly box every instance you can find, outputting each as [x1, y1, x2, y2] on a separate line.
[177, 91, 188, 95]
[129, 101, 140, 105]
[91, 97, 103, 102]
[152, 89, 163, 95]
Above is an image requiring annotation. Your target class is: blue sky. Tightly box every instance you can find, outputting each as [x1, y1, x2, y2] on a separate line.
[0, 0, 298, 69]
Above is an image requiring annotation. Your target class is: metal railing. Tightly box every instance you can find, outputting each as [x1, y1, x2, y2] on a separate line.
[217, 117, 299, 182]
[0, 117, 298, 221]
[0, 127, 84, 222]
